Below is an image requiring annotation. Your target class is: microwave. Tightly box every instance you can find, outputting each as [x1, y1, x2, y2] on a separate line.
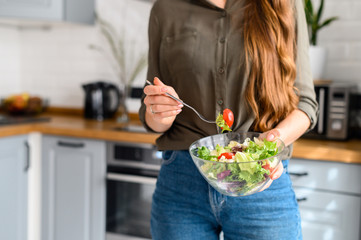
[304, 82, 358, 140]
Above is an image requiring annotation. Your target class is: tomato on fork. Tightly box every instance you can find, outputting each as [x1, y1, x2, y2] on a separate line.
[223, 108, 234, 128]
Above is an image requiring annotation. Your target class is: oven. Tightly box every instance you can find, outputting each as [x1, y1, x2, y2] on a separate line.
[106, 141, 162, 240]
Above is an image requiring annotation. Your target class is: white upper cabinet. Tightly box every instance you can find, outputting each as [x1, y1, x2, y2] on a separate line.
[0, 0, 95, 25]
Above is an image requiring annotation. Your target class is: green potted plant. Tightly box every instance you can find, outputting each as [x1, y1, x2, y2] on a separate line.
[304, 0, 338, 80]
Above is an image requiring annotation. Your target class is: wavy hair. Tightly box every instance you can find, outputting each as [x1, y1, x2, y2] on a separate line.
[243, 0, 299, 131]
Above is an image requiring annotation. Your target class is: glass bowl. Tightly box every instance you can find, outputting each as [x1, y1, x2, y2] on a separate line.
[189, 132, 289, 197]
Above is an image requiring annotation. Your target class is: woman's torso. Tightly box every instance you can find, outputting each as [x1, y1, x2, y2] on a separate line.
[150, 0, 255, 150]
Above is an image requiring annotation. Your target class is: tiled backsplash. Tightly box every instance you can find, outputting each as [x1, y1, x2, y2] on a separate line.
[0, 28, 21, 95]
[316, 0, 361, 84]
[20, 25, 115, 108]
[0, 0, 360, 113]
[0, 0, 151, 113]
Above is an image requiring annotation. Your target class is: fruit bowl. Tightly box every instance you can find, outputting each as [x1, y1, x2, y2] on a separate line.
[189, 132, 289, 197]
[0, 93, 48, 116]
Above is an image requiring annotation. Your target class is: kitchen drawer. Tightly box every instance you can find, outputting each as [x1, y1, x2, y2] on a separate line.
[289, 158, 361, 194]
[294, 187, 361, 240]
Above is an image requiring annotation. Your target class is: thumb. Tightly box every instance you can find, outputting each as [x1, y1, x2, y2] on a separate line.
[266, 128, 281, 141]
[153, 77, 165, 86]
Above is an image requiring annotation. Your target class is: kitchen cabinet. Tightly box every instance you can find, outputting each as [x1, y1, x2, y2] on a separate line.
[289, 158, 361, 240]
[0, 135, 29, 240]
[0, 0, 95, 25]
[41, 135, 106, 240]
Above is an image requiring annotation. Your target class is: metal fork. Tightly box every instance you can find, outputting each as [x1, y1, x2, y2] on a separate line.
[145, 80, 216, 124]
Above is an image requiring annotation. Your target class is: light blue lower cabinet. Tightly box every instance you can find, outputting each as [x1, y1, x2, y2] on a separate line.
[0, 135, 29, 240]
[41, 135, 106, 240]
[290, 158, 361, 240]
[294, 187, 361, 240]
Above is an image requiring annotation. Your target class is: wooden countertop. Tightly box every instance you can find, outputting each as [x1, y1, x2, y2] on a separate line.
[293, 138, 361, 164]
[1, 113, 360, 164]
[0, 114, 160, 144]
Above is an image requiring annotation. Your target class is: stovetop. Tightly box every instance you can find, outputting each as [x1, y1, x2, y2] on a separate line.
[0, 114, 51, 126]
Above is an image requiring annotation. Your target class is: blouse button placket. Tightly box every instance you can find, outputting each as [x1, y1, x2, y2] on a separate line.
[215, 9, 228, 116]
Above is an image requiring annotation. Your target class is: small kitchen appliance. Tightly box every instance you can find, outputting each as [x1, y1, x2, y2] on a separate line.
[82, 81, 121, 120]
[304, 82, 357, 140]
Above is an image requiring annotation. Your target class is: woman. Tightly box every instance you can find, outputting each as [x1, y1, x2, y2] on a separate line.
[139, 0, 318, 239]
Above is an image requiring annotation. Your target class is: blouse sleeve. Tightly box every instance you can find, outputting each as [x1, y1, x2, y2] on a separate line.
[138, 6, 161, 132]
[294, 0, 319, 130]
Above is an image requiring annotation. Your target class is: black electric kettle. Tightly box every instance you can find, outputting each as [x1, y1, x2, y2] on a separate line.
[82, 81, 121, 120]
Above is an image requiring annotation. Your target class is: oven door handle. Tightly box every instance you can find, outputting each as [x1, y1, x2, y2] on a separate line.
[107, 173, 157, 185]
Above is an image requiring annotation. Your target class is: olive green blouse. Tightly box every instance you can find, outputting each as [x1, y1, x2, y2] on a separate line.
[139, 0, 318, 151]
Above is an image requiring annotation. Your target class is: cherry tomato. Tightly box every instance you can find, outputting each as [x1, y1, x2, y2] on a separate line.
[223, 109, 234, 128]
[218, 152, 235, 160]
[262, 163, 273, 172]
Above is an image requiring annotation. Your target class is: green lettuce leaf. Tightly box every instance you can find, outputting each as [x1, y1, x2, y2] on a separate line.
[216, 113, 232, 133]
[244, 138, 278, 161]
[235, 152, 261, 174]
[197, 146, 214, 161]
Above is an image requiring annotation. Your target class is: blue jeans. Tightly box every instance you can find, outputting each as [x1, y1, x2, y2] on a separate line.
[151, 150, 302, 240]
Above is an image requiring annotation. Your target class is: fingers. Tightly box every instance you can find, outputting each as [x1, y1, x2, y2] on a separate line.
[270, 162, 284, 180]
[144, 77, 183, 119]
[149, 107, 182, 119]
[144, 77, 166, 95]
[259, 163, 284, 192]
[153, 77, 165, 86]
[146, 99, 182, 119]
[144, 94, 181, 107]
[259, 128, 281, 141]
[258, 128, 285, 192]
[266, 128, 281, 142]
[144, 77, 182, 107]
[144, 77, 179, 99]
[148, 102, 182, 113]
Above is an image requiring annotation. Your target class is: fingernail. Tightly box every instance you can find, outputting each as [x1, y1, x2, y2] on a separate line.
[178, 104, 183, 108]
[176, 109, 182, 113]
[268, 133, 274, 140]
[161, 87, 167, 92]
[271, 174, 278, 180]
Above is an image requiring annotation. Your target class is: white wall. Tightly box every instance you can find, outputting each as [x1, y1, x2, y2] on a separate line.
[0, 28, 21, 96]
[315, 0, 361, 86]
[0, 0, 151, 112]
[20, 25, 111, 108]
[0, 0, 360, 112]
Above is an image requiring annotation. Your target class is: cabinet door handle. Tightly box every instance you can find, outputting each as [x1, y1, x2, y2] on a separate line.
[57, 141, 85, 148]
[107, 173, 157, 185]
[289, 172, 308, 177]
[24, 141, 30, 172]
[297, 197, 307, 202]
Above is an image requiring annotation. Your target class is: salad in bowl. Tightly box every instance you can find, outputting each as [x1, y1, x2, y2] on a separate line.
[189, 132, 289, 197]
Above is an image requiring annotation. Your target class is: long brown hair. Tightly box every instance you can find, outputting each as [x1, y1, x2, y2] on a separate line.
[243, 0, 299, 131]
